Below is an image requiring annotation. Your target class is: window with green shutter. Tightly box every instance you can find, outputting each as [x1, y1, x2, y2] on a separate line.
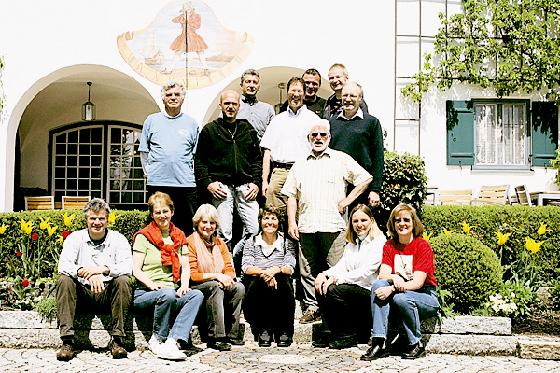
[531, 102, 558, 167]
[446, 100, 558, 168]
[446, 101, 474, 166]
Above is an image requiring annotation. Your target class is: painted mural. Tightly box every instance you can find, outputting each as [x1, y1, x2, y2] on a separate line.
[117, 0, 253, 89]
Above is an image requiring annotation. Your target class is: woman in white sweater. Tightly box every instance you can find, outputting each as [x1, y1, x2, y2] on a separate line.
[313, 204, 386, 349]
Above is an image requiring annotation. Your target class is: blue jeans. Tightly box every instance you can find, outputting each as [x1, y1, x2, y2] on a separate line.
[134, 287, 204, 341]
[370, 280, 440, 346]
[212, 183, 259, 256]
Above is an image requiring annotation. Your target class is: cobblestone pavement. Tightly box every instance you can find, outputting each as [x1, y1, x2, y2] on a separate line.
[1, 343, 559, 373]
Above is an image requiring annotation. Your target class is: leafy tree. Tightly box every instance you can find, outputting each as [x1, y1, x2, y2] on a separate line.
[402, 0, 560, 103]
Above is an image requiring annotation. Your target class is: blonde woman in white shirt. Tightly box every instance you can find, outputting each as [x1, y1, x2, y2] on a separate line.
[313, 204, 386, 349]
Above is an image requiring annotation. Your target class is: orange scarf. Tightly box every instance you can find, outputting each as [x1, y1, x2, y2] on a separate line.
[191, 231, 226, 274]
[133, 221, 186, 283]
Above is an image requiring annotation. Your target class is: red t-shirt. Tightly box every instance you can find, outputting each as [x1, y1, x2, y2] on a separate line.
[382, 236, 437, 287]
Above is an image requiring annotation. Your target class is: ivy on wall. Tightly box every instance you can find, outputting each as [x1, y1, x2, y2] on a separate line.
[402, 0, 560, 103]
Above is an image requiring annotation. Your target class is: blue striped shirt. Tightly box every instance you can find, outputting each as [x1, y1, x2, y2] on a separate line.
[241, 233, 296, 273]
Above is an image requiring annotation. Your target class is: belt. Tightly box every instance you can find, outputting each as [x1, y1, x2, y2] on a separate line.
[272, 161, 294, 169]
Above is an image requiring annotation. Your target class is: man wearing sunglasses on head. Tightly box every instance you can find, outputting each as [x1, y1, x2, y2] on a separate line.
[281, 120, 372, 324]
[139, 81, 199, 233]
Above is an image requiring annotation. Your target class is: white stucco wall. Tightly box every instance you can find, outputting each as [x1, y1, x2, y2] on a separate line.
[0, 0, 557, 211]
[0, 0, 396, 211]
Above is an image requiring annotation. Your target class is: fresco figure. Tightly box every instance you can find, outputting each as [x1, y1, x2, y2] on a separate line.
[166, 2, 209, 74]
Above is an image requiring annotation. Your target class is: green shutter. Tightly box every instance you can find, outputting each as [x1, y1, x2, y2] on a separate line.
[446, 100, 474, 166]
[531, 102, 558, 167]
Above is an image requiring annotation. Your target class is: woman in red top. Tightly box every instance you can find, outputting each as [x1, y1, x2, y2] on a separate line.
[361, 203, 440, 361]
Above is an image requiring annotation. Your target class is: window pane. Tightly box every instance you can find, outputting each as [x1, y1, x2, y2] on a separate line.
[80, 129, 91, 143]
[475, 102, 527, 166]
[67, 131, 78, 143]
[91, 128, 102, 143]
[78, 179, 89, 191]
[475, 104, 497, 165]
[67, 144, 77, 155]
[67, 168, 77, 179]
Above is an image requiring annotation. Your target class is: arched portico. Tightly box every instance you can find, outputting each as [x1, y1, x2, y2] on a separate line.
[3, 64, 159, 211]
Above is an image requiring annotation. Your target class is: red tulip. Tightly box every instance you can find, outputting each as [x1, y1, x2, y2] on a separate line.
[15, 250, 22, 257]
[62, 230, 71, 240]
[21, 279, 30, 287]
[31, 232, 39, 241]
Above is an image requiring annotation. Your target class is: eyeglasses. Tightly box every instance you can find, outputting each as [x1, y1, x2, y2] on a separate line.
[310, 132, 328, 138]
[394, 217, 411, 223]
[165, 92, 183, 97]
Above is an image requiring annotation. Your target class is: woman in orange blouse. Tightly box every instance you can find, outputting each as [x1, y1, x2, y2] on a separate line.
[187, 204, 245, 352]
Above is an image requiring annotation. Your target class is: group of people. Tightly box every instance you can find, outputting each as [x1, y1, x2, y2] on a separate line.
[54, 63, 440, 362]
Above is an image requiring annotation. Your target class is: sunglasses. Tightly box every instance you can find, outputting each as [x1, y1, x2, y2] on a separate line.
[394, 217, 412, 223]
[310, 132, 328, 138]
[165, 92, 183, 97]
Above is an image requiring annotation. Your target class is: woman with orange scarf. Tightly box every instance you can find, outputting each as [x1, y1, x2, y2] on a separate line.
[187, 204, 245, 352]
[132, 192, 204, 360]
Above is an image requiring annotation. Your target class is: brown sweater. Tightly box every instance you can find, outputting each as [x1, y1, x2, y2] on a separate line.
[186, 233, 235, 283]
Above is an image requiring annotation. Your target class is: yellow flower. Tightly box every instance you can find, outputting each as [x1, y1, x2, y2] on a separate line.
[63, 213, 75, 227]
[47, 225, 58, 237]
[422, 231, 433, 242]
[525, 237, 543, 253]
[20, 219, 33, 234]
[0, 224, 7, 235]
[461, 221, 472, 234]
[537, 223, 548, 236]
[496, 231, 511, 246]
[39, 217, 51, 230]
[57, 235, 64, 244]
[107, 211, 117, 225]
[443, 228, 451, 236]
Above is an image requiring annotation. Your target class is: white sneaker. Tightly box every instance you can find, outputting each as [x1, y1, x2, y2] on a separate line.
[148, 335, 163, 355]
[157, 337, 186, 360]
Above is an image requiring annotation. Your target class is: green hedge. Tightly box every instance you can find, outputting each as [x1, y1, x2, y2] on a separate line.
[421, 205, 560, 285]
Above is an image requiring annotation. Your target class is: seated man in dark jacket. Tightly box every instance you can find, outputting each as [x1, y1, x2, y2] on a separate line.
[195, 90, 263, 259]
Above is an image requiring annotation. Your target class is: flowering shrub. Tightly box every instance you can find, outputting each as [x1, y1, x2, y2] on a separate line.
[422, 205, 560, 285]
[483, 280, 536, 319]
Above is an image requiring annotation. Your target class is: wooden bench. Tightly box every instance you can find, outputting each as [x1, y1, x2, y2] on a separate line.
[471, 185, 510, 205]
[24, 196, 55, 210]
[62, 196, 90, 210]
[439, 190, 473, 205]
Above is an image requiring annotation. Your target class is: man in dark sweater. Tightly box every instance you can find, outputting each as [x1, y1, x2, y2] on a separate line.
[195, 90, 262, 255]
[329, 81, 384, 210]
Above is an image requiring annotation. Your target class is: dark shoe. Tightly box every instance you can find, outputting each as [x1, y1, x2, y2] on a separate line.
[56, 342, 75, 361]
[258, 330, 272, 347]
[360, 344, 390, 361]
[207, 340, 232, 351]
[228, 338, 245, 346]
[401, 342, 426, 359]
[276, 333, 292, 347]
[299, 309, 321, 324]
[329, 336, 358, 350]
[110, 339, 128, 359]
[177, 339, 203, 354]
[312, 339, 329, 348]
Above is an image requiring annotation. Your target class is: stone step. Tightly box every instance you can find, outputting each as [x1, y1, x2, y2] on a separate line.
[1, 311, 555, 360]
[517, 335, 560, 360]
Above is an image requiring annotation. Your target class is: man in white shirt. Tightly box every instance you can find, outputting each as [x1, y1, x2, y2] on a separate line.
[56, 198, 133, 361]
[260, 77, 320, 212]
